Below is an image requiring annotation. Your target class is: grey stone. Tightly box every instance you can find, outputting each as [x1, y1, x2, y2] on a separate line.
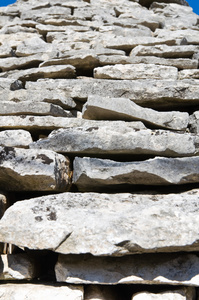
[55, 252, 199, 285]
[0, 193, 7, 219]
[189, 111, 199, 134]
[132, 288, 195, 300]
[0, 55, 43, 72]
[0, 130, 33, 148]
[0, 32, 43, 48]
[1, 190, 199, 254]
[73, 156, 199, 191]
[0, 147, 70, 192]
[179, 69, 199, 80]
[130, 45, 198, 58]
[0, 284, 83, 300]
[154, 28, 199, 45]
[0, 45, 13, 58]
[30, 121, 196, 157]
[139, 0, 189, 7]
[0, 254, 36, 280]
[82, 96, 189, 130]
[94, 64, 178, 80]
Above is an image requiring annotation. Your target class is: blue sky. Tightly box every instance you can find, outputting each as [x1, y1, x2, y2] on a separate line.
[0, 0, 199, 14]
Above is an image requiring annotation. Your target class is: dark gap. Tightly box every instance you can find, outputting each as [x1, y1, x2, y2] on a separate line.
[10, 61, 43, 71]
[76, 68, 94, 78]
[71, 7, 74, 15]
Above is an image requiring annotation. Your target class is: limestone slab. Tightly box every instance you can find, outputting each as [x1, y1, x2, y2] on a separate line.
[82, 96, 189, 130]
[130, 45, 198, 58]
[189, 111, 199, 134]
[132, 288, 195, 300]
[0, 254, 36, 280]
[0, 284, 83, 300]
[0, 147, 70, 192]
[1, 190, 199, 254]
[154, 28, 199, 45]
[73, 156, 199, 191]
[179, 69, 199, 80]
[0, 130, 32, 148]
[0, 32, 43, 48]
[94, 64, 178, 80]
[55, 253, 199, 285]
[0, 55, 43, 72]
[30, 121, 196, 157]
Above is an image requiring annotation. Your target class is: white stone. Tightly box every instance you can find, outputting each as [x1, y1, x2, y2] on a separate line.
[132, 288, 195, 300]
[0, 130, 32, 148]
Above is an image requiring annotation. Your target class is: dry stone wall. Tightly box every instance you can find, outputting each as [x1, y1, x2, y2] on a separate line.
[0, 0, 199, 299]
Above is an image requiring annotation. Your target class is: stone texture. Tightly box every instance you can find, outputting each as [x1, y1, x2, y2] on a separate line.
[132, 288, 195, 300]
[30, 121, 196, 157]
[55, 252, 199, 285]
[0, 284, 83, 300]
[1, 190, 199, 254]
[0, 147, 70, 192]
[0, 130, 33, 148]
[82, 95, 189, 130]
[94, 64, 178, 80]
[73, 156, 199, 191]
[179, 69, 199, 80]
[0, 254, 36, 280]
[0, 194, 7, 220]
[0, 55, 43, 72]
[154, 28, 199, 45]
[189, 111, 199, 133]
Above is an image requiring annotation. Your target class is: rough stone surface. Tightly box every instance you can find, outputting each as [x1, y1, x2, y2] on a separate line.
[132, 288, 195, 300]
[0, 130, 32, 148]
[56, 252, 199, 285]
[82, 95, 189, 130]
[94, 64, 178, 80]
[189, 111, 199, 133]
[179, 69, 199, 80]
[30, 122, 196, 157]
[1, 190, 199, 254]
[73, 156, 199, 191]
[0, 254, 36, 280]
[0, 147, 70, 192]
[0, 284, 83, 300]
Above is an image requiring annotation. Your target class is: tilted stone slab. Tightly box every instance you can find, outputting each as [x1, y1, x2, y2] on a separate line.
[82, 96, 189, 130]
[0, 32, 43, 48]
[0, 284, 83, 300]
[0, 254, 36, 280]
[1, 190, 199, 254]
[25, 78, 199, 108]
[0, 130, 33, 148]
[130, 45, 198, 58]
[132, 289, 195, 300]
[179, 69, 199, 80]
[0, 147, 70, 191]
[73, 156, 199, 191]
[55, 252, 199, 285]
[154, 28, 199, 45]
[94, 64, 178, 80]
[30, 121, 196, 157]
[0, 55, 43, 72]
[0, 101, 72, 117]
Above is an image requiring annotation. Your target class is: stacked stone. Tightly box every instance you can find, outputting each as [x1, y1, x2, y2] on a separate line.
[0, 0, 199, 298]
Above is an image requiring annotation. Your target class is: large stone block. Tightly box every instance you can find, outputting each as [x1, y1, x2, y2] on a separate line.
[132, 288, 195, 300]
[1, 190, 199, 254]
[0, 130, 32, 148]
[0, 147, 70, 191]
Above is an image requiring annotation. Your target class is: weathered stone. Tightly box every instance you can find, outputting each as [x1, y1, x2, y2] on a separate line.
[189, 111, 199, 134]
[56, 252, 199, 285]
[130, 44, 198, 58]
[0, 284, 83, 300]
[82, 96, 189, 130]
[73, 156, 199, 191]
[0, 55, 43, 72]
[179, 69, 199, 80]
[0, 32, 43, 48]
[132, 288, 195, 300]
[0, 254, 36, 280]
[154, 28, 199, 45]
[0, 193, 7, 220]
[139, 0, 189, 7]
[30, 121, 196, 157]
[25, 78, 199, 108]
[104, 37, 175, 51]
[0, 147, 70, 192]
[3, 65, 76, 82]
[84, 286, 117, 300]
[94, 64, 178, 80]
[0, 45, 13, 58]
[0, 130, 33, 148]
[0, 101, 72, 117]
[1, 190, 199, 254]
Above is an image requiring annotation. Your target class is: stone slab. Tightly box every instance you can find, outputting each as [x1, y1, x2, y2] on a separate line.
[1, 190, 199, 254]
[0, 130, 33, 148]
[0, 55, 43, 72]
[132, 288, 195, 300]
[73, 156, 199, 191]
[82, 95, 189, 130]
[179, 69, 199, 80]
[0, 147, 70, 192]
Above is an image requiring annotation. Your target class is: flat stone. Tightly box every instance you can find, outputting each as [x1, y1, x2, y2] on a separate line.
[154, 28, 199, 45]
[130, 45, 198, 58]
[82, 96, 189, 130]
[94, 64, 178, 80]
[132, 288, 195, 300]
[3, 65, 76, 82]
[55, 252, 199, 284]
[0, 32, 43, 48]
[73, 156, 199, 191]
[140, 0, 189, 7]
[0, 101, 72, 117]
[1, 190, 199, 254]
[0, 45, 13, 58]
[104, 37, 176, 51]
[0, 284, 83, 300]
[0, 55, 43, 72]
[189, 111, 199, 134]
[179, 69, 199, 80]
[0, 254, 36, 280]
[0, 147, 70, 192]
[0, 130, 33, 148]
[30, 121, 196, 157]
[25, 78, 199, 109]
